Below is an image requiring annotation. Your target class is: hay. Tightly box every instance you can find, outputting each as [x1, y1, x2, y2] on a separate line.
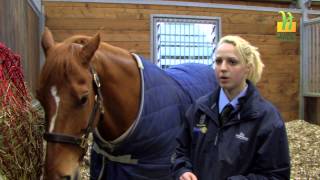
[80, 135, 92, 180]
[0, 100, 44, 179]
[0, 42, 45, 179]
[80, 120, 320, 179]
[287, 120, 320, 179]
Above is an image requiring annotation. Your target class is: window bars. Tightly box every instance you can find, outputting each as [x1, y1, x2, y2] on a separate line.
[302, 18, 320, 96]
[151, 15, 220, 69]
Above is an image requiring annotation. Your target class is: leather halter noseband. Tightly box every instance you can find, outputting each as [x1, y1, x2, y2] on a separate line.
[43, 66, 104, 159]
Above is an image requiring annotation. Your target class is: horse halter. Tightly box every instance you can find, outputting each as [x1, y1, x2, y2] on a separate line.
[43, 66, 104, 160]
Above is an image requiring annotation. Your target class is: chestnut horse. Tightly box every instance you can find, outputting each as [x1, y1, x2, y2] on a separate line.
[37, 28, 217, 179]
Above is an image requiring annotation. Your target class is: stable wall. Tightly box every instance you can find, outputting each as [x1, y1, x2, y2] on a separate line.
[0, 0, 42, 93]
[43, 1, 301, 122]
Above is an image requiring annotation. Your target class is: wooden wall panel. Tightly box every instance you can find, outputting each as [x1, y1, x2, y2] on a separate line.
[26, 4, 41, 93]
[0, 0, 41, 94]
[168, 0, 320, 9]
[304, 97, 320, 125]
[43, 1, 301, 121]
[169, 0, 293, 7]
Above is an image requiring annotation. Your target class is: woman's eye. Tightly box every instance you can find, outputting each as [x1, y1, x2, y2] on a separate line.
[228, 58, 238, 65]
[215, 58, 222, 64]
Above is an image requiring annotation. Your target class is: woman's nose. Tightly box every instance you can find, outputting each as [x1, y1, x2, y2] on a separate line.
[220, 60, 228, 70]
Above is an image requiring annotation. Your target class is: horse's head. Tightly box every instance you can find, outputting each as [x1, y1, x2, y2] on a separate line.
[37, 27, 101, 179]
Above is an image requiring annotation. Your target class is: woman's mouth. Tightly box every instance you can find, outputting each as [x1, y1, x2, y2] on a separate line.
[220, 76, 229, 83]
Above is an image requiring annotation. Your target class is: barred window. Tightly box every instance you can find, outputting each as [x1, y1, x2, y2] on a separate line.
[303, 20, 320, 96]
[151, 15, 221, 69]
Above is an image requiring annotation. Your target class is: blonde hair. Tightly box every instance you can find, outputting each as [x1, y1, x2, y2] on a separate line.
[218, 35, 265, 84]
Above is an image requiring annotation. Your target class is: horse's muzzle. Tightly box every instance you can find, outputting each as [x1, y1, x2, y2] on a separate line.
[43, 168, 80, 180]
[61, 168, 80, 180]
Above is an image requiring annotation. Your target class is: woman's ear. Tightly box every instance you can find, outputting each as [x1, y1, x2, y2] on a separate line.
[247, 63, 252, 72]
[245, 63, 252, 77]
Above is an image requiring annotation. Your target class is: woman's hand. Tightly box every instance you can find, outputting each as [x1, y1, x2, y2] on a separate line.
[179, 172, 198, 180]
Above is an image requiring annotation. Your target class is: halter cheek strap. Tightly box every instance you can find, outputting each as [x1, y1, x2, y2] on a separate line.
[43, 65, 104, 160]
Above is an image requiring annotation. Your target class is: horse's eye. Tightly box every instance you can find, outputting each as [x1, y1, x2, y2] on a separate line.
[79, 96, 88, 105]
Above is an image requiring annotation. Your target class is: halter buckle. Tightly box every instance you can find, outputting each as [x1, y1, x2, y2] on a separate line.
[80, 135, 88, 149]
[93, 72, 101, 88]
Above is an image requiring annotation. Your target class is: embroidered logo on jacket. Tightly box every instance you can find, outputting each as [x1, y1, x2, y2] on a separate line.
[198, 114, 208, 133]
[235, 132, 249, 141]
[193, 124, 208, 134]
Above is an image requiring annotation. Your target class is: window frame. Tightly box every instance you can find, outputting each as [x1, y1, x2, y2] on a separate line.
[150, 14, 221, 67]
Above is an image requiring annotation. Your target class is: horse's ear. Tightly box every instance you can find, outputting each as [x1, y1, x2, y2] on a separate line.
[42, 27, 55, 56]
[80, 33, 100, 64]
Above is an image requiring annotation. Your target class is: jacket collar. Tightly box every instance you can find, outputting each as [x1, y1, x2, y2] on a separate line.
[237, 80, 261, 119]
[197, 80, 261, 124]
[196, 86, 220, 123]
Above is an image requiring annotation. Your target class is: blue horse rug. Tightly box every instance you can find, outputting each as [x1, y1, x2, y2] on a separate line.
[90, 55, 217, 180]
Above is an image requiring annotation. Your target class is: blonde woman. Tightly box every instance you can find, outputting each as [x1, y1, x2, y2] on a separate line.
[172, 35, 290, 180]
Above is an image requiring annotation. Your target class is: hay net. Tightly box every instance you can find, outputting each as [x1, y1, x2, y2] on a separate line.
[0, 42, 44, 179]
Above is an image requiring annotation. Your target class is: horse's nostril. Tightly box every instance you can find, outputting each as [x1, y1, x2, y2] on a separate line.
[74, 168, 80, 180]
[80, 95, 88, 105]
[60, 168, 80, 180]
[60, 175, 71, 180]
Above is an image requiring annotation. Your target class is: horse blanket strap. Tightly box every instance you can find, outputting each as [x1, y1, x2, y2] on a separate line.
[93, 143, 138, 164]
[131, 53, 144, 70]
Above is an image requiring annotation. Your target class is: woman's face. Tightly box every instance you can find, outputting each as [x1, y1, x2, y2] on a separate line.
[214, 43, 249, 97]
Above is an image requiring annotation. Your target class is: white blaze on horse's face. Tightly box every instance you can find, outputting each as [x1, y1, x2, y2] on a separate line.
[49, 86, 60, 133]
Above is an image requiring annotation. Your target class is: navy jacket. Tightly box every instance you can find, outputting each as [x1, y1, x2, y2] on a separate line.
[172, 81, 290, 180]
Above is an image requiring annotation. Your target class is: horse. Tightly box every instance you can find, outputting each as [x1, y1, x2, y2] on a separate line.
[37, 27, 217, 180]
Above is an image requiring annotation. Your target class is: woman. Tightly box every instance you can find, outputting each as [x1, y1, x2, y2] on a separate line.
[172, 35, 290, 180]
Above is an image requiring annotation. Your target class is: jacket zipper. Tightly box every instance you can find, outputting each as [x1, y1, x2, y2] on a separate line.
[214, 128, 221, 146]
[214, 112, 242, 146]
